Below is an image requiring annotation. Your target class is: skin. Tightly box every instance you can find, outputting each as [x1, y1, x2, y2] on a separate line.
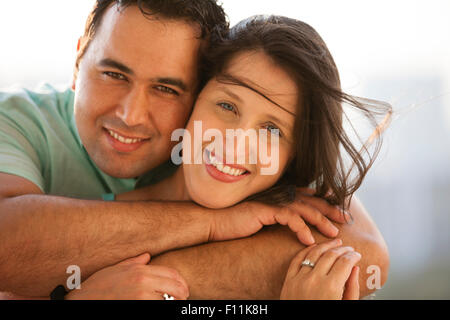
[73, 5, 201, 178]
[182, 51, 297, 209]
[68, 52, 386, 300]
[0, 5, 389, 299]
[280, 239, 361, 300]
[119, 50, 298, 208]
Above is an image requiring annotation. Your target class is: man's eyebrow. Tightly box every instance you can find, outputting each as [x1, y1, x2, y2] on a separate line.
[98, 58, 134, 76]
[154, 77, 188, 92]
[98, 59, 188, 92]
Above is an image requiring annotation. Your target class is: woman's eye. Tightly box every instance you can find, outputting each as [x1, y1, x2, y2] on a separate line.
[156, 85, 179, 96]
[103, 71, 127, 81]
[217, 102, 236, 113]
[264, 124, 282, 137]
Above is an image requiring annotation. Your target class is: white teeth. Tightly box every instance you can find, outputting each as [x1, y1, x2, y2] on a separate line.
[206, 149, 247, 177]
[108, 130, 143, 144]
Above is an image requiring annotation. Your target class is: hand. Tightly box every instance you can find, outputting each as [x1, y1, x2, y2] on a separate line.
[66, 253, 189, 300]
[209, 188, 351, 245]
[280, 239, 361, 300]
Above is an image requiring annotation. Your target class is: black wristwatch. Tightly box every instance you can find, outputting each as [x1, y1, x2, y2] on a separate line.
[50, 285, 68, 300]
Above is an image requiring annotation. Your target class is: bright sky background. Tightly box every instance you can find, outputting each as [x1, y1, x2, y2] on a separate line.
[0, 0, 449, 98]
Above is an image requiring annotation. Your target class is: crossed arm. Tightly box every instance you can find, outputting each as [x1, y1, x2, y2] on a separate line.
[150, 196, 389, 299]
[0, 173, 388, 298]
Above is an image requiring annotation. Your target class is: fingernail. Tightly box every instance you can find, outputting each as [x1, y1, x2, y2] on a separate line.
[332, 224, 339, 235]
[335, 238, 342, 245]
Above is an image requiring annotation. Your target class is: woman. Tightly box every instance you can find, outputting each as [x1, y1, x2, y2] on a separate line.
[7, 15, 390, 300]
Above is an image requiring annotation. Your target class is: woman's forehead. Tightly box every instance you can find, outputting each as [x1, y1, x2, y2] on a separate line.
[223, 50, 300, 116]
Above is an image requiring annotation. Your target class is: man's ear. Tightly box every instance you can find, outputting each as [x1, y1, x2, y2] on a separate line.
[71, 76, 77, 91]
[77, 37, 82, 52]
[72, 37, 83, 91]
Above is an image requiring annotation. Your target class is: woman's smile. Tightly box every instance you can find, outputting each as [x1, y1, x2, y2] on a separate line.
[203, 148, 250, 183]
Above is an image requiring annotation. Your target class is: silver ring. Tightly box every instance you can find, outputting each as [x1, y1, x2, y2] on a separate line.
[301, 259, 315, 268]
[163, 293, 174, 300]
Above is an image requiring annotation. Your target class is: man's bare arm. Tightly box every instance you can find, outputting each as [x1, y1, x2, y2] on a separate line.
[0, 173, 213, 296]
[150, 196, 389, 299]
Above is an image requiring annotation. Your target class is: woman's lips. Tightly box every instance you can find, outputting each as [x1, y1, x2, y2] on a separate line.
[104, 128, 149, 153]
[203, 148, 250, 183]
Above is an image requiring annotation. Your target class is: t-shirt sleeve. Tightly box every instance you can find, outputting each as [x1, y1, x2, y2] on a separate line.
[0, 100, 45, 192]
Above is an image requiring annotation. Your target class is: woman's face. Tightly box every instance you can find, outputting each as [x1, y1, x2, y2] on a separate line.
[182, 51, 299, 208]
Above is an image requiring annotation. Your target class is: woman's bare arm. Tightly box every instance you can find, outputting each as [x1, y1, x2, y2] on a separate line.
[150, 196, 389, 299]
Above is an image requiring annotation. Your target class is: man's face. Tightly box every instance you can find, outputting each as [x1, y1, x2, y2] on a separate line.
[73, 5, 202, 178]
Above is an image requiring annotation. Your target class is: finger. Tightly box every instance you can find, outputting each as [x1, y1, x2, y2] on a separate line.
[117, 253, 151, 266]
[297, 194, 350, 225]
[274, 209, 315, 245]
[327, 251, 362, 283]
[297, 239, 343, 275]
[343, 266, 360, 300]
[313, 246, 356, 275]
[150, 276, 189, 300]
[289, 201, 339, 238]
[296, 187, 316, 196]
[147, 266, 189, 289]
[284, 244, 317, 280]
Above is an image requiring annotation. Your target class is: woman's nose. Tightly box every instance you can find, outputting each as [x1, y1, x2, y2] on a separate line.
[225, 128, 258, 165]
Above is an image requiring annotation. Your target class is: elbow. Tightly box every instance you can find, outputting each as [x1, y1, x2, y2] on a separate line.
[372, 237, 390, 288]
[361, 236, 390, 296]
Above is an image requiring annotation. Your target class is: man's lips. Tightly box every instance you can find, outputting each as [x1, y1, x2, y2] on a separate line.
[104, 128, 150, 153]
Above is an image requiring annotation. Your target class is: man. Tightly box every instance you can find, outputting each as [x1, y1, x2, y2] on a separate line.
[0, 0, 388, 299]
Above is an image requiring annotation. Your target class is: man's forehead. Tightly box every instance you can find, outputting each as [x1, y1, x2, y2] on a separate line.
[87, 4, 203, 88]
[99, 3, 202, 40]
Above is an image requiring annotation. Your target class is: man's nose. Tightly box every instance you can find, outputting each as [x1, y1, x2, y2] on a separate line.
[115, 86, 152, 127]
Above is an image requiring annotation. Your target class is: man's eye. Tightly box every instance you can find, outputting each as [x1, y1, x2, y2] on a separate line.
[263, 124, 282, 137]
[156, 85, 179, 96]
[103, 71, 127, 81]
[217, 102, 236, 113]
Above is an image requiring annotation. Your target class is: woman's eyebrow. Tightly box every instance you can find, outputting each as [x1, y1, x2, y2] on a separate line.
[220, 87, 243, 102]
[217, 74, 297, 117]
[218, 86, 293, 131]
[264, 113, 293, 131]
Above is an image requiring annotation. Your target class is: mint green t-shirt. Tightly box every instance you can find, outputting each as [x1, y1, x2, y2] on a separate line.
[0, 84, 173, 199]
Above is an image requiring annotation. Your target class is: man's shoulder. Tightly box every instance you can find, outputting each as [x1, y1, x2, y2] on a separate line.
[0, 83, 74, 118]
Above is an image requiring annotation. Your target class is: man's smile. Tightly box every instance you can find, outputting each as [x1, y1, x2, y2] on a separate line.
[103, 127, 150, 153]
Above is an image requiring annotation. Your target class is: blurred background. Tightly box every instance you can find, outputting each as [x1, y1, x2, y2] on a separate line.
[1, 0, 449, 299]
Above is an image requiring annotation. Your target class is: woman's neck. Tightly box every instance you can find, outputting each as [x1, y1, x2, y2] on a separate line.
[146, 166, 191, 202]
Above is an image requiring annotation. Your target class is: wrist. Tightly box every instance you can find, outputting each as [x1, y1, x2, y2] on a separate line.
[150, 203, 215, 254]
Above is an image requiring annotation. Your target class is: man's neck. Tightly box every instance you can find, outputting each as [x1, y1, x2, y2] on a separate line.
[116, 166, 190, 202]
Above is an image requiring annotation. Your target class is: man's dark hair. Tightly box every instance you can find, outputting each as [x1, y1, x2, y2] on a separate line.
[74, 0, 229, 88]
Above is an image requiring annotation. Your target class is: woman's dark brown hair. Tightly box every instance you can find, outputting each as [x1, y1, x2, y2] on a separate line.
[203, 15, 392, 209]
